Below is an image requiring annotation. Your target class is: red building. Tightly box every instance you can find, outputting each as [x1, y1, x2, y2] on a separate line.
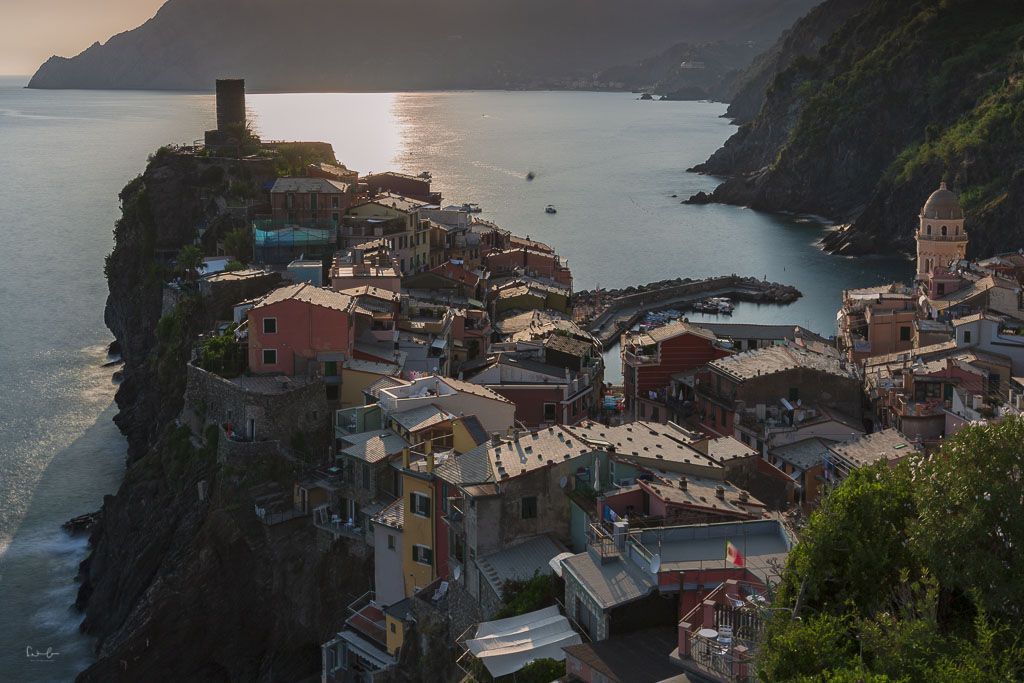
[247, 283, 356, 376]
[364, 171, 441, 204]
[621, 321, 732, 421]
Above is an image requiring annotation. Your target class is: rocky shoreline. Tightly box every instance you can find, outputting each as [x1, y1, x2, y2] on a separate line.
[69, 148, 373, 682]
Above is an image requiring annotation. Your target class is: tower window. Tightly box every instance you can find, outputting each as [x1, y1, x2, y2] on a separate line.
[927, 225, 932, 235]
[941, 226, 947, 236]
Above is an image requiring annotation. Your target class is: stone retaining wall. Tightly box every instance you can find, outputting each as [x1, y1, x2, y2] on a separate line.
[184, 364, 331, 462]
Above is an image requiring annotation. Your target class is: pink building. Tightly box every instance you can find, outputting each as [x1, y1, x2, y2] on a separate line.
[247, 283, 356, 377]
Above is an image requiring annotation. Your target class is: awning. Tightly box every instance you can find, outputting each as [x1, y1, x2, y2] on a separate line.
[465, 606, 581, 678]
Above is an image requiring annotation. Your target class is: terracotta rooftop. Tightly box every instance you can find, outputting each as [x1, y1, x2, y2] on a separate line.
[251, 282, 354, 314]
[639, 469, 764, 516]
[270, 177, 351, 194]
[372, 498, 404, 530]
[708, 345, 857, 382]
[544, 333, 594, 358]
[390, 404, 454, 433]
[337, 285, 402, 302]
[827, 429, 915, 468]
[627, 319, 718, 346]
[567, 421, 725, 472]
[338, 429, 409, 464]
[459, 426, 593, 482]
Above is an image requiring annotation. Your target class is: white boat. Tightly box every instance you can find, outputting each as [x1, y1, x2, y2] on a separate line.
[545, 205, 557, 214]
[708, 297, 734, 314]
[461, 203, 482, 213]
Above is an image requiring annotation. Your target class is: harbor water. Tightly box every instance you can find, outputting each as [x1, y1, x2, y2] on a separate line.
[0, 81, 910, 680]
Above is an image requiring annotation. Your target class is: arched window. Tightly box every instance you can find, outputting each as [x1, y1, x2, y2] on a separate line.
[955, 226, 959, 235]
[941, 225, 947, 236]
[927, 224, 932, 235]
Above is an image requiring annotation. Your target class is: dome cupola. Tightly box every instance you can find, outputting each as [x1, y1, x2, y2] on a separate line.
[921, 181, 964, 220]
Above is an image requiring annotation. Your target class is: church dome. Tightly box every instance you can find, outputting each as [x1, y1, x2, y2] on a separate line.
[921, 182, 964, 220]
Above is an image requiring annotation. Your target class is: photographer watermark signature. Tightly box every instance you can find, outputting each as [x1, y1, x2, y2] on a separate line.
[26, 646, 61, 661]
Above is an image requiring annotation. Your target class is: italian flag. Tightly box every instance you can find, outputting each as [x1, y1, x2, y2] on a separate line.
[726, 541, 745, 567]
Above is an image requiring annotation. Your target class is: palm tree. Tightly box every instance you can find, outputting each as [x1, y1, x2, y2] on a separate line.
[177, 244, 204, 281]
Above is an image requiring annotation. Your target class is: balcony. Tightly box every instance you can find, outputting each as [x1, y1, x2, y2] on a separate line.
[894, 394, 947, 417]
[313, 505, 367, 541]
[622, 347, 659, 367]
[918, 232, 968, 242]
[586, 522, 620, 563]
[694, 383, 737, 411]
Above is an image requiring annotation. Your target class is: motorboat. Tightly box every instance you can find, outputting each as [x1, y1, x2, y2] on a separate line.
[461, 203, 482, 213]
[545, 205, 557, 214]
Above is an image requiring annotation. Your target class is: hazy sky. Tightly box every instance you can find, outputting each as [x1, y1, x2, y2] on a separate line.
[1, 0, 165, 75]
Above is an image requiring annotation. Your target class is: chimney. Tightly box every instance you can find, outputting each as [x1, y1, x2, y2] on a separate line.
[739, 491, 749, 503]
[490, 434, 501, 446]
[715, 485, 725, 500]
[678, 476, 688, 491]
[402, 448, 411, 468]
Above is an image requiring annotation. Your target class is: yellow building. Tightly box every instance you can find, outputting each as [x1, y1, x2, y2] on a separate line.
[385, 609, 406, 656]
[399, 453, 437, 597]
[347, 195, 431, 274]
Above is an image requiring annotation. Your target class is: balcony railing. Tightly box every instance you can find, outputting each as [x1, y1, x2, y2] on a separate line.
[917, 232, 968, 242]
[586, 522, 619, 562]
[622, 349, 659, 366]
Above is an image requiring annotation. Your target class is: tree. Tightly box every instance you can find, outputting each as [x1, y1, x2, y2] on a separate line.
[513, 658, 565, 682]
[223, 227, 252, 265]
[775, 463, 918, 616]
[911, 418, 1024, 621]
[176, 244, 204, 280]
[756, 418, 1024, 681]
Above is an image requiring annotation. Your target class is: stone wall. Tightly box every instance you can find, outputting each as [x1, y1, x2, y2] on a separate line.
[184, 364, 331, 461]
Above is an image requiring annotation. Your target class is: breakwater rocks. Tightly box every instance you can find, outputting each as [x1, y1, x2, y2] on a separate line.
[576, 275, 801, 347]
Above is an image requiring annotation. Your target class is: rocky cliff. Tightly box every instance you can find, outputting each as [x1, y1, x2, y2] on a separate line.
[28, 0, 819, 92]
[693, 0, 1024, 257]
[76, 148, 373, 681]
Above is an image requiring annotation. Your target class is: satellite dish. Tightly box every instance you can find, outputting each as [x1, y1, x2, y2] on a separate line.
[559, 476, 568, 489]
[649, 554, 661, 574]
[453, 565, 462, 581]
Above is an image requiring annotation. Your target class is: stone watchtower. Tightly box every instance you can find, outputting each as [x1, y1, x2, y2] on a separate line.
[204, 78, 247, 151]
[915, 181, 968, 279]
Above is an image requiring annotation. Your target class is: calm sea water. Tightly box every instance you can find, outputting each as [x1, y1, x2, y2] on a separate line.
[0, 82, 910, 680]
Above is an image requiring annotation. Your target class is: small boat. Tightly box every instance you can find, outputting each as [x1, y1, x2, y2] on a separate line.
[418, 171, 432, 179]
[461, 203, 482, 213]
[705, 297, 735, 315]
[545, 205, 557, 214]
[526, 171, 536, 181]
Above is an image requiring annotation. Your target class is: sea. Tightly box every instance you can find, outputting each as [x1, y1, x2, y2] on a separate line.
[0, 77, 912, 681]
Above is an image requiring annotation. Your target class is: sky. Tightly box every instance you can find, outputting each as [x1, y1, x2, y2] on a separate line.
[0, 0, 165, 75]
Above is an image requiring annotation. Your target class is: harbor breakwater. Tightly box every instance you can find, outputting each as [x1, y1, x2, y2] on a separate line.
[576, 275, 802, 348]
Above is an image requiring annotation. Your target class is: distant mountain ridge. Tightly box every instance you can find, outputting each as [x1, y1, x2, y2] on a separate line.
[28, 0, 818, 92]
[693, 0, 1024, 257]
